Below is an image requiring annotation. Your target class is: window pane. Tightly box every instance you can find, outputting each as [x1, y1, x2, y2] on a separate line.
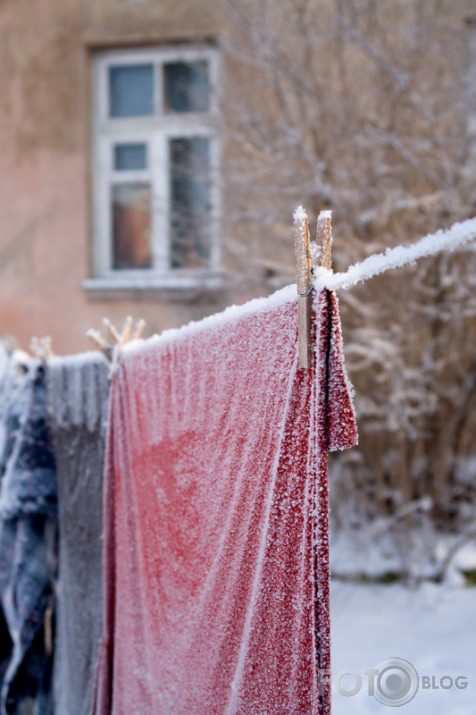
[164, 61, 210, 113]
[169, 137, 211, 269]
[109, 64, 154, 118]
[112, 183, 152, 269]
[114, 143, 148, 171]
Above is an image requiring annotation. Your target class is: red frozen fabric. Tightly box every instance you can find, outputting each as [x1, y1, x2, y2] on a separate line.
[91, 287, 357, 715]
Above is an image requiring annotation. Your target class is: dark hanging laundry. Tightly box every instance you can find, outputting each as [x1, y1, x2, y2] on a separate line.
[0, 356, 57, 715]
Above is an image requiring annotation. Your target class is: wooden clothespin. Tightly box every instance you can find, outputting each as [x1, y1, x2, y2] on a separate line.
[293, 207, 334, 368]
[293, 206, 313, 369]
[317, 210, 333, 270]
[30, 336, 55, 363]
[86, 316, 146, 363]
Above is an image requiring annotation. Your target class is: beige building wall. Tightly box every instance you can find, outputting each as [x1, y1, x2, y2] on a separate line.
[1, 0, 475, 355]
[0, 0, 254, 354]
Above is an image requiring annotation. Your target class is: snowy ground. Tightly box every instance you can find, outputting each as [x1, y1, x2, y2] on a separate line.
[331, 581, 476, 714]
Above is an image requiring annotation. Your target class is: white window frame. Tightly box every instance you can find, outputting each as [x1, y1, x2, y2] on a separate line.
[87, 45, 222, 291]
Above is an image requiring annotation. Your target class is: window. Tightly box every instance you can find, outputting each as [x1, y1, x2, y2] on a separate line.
[88, 46, 221, 291]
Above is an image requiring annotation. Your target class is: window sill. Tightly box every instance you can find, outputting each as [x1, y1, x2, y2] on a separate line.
[82, 272, 227, 302]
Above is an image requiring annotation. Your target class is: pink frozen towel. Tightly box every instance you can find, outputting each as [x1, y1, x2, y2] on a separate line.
[91, 286, 357, 715]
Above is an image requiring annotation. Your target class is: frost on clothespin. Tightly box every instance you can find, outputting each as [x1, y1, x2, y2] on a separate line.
[293, 206, 313, 296]
[312, 210, 335, 290]
[30, 336, 55, 364]
[293, 206, 313, 369]
[316, 210, 333, 271]
[86, 317, 146, 376]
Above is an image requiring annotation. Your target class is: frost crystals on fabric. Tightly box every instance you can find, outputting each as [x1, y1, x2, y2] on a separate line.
[91, 287, 357, 715]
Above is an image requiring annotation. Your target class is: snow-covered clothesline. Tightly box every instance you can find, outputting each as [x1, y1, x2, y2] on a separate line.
[122, 215, 476, 360]
[312, 216, 476, 291]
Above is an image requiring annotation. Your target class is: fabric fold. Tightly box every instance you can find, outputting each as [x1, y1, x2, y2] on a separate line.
[92, 286, 357, 715]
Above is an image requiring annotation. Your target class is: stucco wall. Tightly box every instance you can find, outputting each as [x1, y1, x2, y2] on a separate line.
[1, 0, 475, 353]
[0, 0, 240, 353]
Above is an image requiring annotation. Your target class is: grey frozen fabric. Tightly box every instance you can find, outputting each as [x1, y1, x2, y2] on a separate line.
[0, 344, 13, 705]
[0, 343, 10, 460]
[0, 358, 58, 715]
[47, 354, 109, 715]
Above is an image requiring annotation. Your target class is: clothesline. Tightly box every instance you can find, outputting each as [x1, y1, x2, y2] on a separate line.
[312, 216, 476, 291]
[4, 215, 476, 364]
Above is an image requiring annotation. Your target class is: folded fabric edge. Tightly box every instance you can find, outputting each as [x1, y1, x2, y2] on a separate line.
[122, 284, 298, 358]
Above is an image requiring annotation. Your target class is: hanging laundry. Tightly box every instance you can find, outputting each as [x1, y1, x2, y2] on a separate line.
[91, 285, 357, 715]
[0, 357, 57, 715]
[0, 342, 12, 697]
[47, 354, 110, 715]
[0, 345, 20, 483]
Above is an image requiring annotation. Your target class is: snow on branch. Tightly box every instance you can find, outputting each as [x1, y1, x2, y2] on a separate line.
[314, 217, 476, 291]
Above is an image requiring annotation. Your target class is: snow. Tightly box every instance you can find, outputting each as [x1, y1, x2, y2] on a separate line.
[0, 343, 8, 381]
[117, 215, 476, 361]
[314, 217, 476, 290]
[329, 520, 476, 585]
[101, 295, 334, 713]
[0, 343, 10, 463]
[331, 581, 476, 714]
[49, 351, 108, 369]
[293, 205, 308, 225]
[123, 284, 297, 356]
[48, 352, 109, 431]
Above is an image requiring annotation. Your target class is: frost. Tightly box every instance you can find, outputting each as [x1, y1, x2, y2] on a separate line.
[47, 352, 109, 715]
[293, 205, 308, 225]
[0, 343, 11, 459]
[123, 284, 297, 357]
[93, 289, 357, 715]
[314, 217, 476, 290]
[48, 352, 110, 432]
